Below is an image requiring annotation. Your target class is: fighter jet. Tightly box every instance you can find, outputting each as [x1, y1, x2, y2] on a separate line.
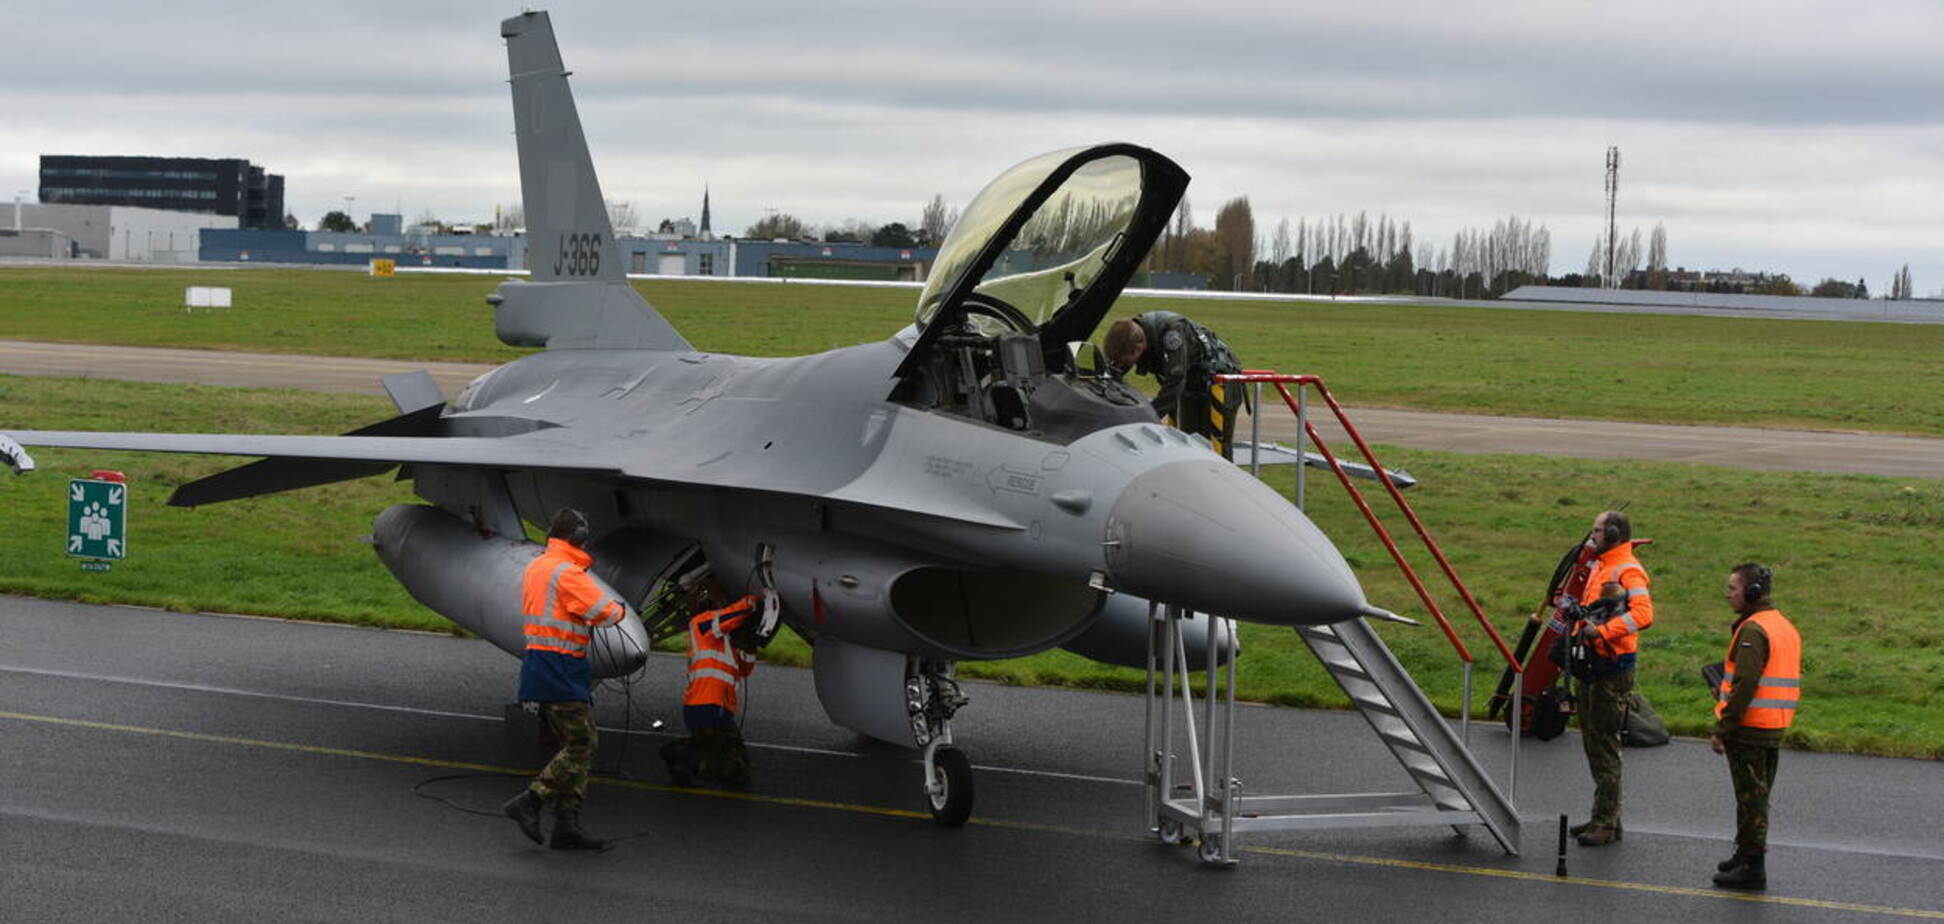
[0, 10, 1379, 824]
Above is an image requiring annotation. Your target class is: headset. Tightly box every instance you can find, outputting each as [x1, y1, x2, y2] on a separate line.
[1741, 564, 1771, 602]
[552, 507, 591, 547]
[1604, 510, 1631, 548]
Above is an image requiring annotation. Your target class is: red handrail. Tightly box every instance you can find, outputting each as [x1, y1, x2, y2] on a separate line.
[1217, 372, 1519, 670]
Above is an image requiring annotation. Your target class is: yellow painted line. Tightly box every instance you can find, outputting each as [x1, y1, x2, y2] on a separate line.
[5, 708, 1942, 919]
[1241, 845, 1944, 919]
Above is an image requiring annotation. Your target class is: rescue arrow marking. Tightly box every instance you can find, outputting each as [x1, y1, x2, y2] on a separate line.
[106, 539, 122, 556]
[70, 482, 84, 502]
[68, 536, 81, 552]
[109, 486, 123, 505]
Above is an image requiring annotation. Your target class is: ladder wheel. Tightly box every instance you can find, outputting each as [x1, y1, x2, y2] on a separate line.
[926, 746, 974, 827]
[1197, 835, 1237, 868]
[1158, 819, 1190, 846]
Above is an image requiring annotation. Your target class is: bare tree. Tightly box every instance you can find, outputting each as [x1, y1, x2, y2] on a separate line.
[606, 200, 640, 234]
[1213, 197, 1256, 290]
[1615, 228, 1643, 284]
[1270, 217, 1291, 266]
[919, 194, 956, 246]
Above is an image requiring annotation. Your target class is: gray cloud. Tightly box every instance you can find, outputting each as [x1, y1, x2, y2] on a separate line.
[2, 0, 1938, 292]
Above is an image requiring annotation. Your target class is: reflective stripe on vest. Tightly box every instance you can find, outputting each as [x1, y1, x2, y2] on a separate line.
[520, 547, 624, 659]
[1714, 609, 1802, 729]
[685, 601, 754, 711]
[525, 561, 594, 658]
[1583, 550, 1652, 657]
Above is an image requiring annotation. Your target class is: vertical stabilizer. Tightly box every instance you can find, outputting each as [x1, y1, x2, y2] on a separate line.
[496, 11, 690, 351]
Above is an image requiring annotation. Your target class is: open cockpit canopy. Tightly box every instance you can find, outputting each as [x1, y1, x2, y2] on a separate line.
[896, 145, 1187, 379]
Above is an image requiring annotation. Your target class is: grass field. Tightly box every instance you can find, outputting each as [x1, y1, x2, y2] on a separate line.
[3, 374, 1937, 757]
[4, 266, 1944, 436]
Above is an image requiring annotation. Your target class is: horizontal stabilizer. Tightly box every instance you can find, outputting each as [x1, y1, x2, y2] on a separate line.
[1233, 441, 1417, 488]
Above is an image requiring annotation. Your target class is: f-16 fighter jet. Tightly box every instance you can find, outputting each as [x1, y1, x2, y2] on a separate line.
[2, 11, 1380, 824]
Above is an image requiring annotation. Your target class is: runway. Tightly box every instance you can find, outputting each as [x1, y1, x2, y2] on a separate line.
[3, 596, 1939, 922]
[2, 338, 1940, 479]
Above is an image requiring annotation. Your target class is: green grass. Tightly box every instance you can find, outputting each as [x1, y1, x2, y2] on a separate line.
[2, 373, 1937, 757]
[3, 266, 1944, 435]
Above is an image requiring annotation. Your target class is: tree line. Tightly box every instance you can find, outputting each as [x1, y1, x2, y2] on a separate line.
[1149, 197, 1558, 298]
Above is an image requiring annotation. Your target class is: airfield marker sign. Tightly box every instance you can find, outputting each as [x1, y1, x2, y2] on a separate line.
[67, 475, 127, 567]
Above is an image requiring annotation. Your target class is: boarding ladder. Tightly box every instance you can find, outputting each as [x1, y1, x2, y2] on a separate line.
[1143, 372, 1525, 867]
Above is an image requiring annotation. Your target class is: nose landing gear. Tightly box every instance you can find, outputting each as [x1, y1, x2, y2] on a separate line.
[909, 659, 973, 826]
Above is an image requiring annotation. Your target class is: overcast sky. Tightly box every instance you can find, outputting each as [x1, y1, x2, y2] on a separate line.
[4, 0, 1938, 293]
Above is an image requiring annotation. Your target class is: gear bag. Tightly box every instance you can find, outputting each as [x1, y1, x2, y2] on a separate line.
[1530, 684, 1576, 741]
[1620, 690, 1671, 747]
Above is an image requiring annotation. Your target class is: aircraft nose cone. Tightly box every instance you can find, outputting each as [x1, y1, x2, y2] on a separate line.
[1105, 459, 1367, 625]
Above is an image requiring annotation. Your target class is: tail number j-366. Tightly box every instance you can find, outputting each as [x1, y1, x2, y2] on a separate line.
[554, 232, 602, 276]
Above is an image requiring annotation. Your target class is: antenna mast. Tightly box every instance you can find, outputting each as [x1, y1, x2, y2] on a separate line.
[1604, 146, 1620, 289]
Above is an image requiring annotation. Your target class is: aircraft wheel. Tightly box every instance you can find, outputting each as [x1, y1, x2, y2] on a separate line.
[926, 746, 974, 827]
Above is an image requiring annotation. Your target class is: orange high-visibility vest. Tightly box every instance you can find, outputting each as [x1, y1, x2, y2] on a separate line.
[1716, 609, 1802, 730]
[1579, 542, 1653, 658]
[685, 596, 758, 712]
[520, 538, 627, 658]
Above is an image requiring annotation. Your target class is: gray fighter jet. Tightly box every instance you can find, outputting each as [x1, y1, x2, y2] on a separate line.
[1, 11, 1379, 824]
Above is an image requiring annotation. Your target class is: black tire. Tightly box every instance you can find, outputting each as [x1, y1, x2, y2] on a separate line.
[926, 747, 974, 827]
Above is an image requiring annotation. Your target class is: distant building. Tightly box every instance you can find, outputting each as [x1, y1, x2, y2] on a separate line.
[612, 238, 934, 282]
[8, 203, 236, 262]
[39, 155, 286, 229]
[0, 228, 76, 260]
[202, 223, 523, 269]
[1656, 267, 1783, 295]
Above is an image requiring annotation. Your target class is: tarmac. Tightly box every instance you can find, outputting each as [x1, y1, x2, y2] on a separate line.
[2, 596, 1939, 922]
[2, 339, 1942, 479]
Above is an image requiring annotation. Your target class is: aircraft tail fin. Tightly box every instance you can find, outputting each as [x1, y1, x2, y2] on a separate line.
[497, 11, 690, 351]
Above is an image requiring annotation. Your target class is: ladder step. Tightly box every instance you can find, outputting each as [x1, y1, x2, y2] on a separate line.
[1378, 731, 1431, 754]
[1351, 697, 1400, 717]
[1321, 661, 1371, 681]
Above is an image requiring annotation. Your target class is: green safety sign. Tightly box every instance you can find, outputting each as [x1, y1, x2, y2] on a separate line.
[68, 478, 127, 561]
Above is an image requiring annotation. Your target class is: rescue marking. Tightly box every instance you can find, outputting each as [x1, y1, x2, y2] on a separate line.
[2, 707, 1939, 919]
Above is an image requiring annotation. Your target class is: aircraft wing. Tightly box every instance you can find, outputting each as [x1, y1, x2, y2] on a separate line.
[4, 429, 626, 508]
[5, 430, 615, 471]
[4, 426, 1023, 530]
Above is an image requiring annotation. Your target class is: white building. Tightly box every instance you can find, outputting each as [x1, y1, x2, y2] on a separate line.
[8, 203, 237, 262]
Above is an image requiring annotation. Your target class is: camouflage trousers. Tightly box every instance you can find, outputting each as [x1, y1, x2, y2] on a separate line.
[1579, 669, 1635, 826]
[688, 727, 752, 786]
[530, 701, 598, 811]
[1725, 741, 1780, 855]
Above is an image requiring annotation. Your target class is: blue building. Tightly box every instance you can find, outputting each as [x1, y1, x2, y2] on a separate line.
[201, 222, 937, 279]
[201, 225, 522, 269]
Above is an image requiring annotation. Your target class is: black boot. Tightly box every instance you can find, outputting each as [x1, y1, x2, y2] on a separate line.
[500, 789, 545, 845]
[550, 810, 613, 852]
[661, 739, 695, 787]
[1716, 850, 1747, 873]
[1713, 853, 1766, 890]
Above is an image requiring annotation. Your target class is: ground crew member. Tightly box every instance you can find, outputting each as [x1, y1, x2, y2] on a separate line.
[1710, 563, 1801, 891]
[1567, 509, 1653, 847]
[501, 508, 630, 852]
[661, 584, 763, 787]
[1103, 310, 1247, 458]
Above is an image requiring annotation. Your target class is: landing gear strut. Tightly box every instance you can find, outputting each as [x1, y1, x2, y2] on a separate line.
[909, 659, 972, 826]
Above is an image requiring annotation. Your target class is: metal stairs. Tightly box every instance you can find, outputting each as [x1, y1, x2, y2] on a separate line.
[1297, 617, 1520, 853]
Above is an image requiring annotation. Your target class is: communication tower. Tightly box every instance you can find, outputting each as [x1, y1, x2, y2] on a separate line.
[1604, 146, 1620, 289]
